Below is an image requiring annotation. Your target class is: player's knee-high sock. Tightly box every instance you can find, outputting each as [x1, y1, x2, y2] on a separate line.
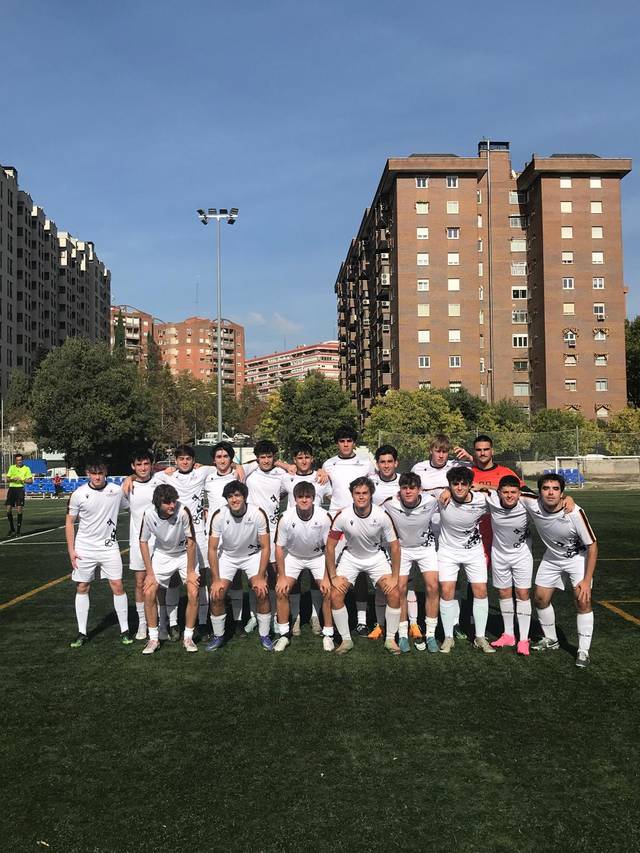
[257, 612, 271, 638]
[374, 588, 386, 627]
[166, 586, 179, 627]
[113, 593, 129, 632]
[332, 606, 350, 640]
[211, 613, 226, 638]
[536, 604, 558, 641]
[499, 598, 515, 636]
[310, 588, 323, 622]
[407, 589, 418, 625]
[516, 599, 532, 639]
[386, 606, 401, 641]
[473, 597, 489, 639]
[75, 592, 90, 634]
[425, 616, 438, 638]
[440, 599, 459, 638]
[135, 601, 147, 631]
[16, 513, 23, 534]
[356, 601, 368, 626]
[290, 593, 301, 623]
[7, 510, 14, 533]
[577, 611, 594, 652]
[198, 585, 209, 627]
[229, 587, 243, 623]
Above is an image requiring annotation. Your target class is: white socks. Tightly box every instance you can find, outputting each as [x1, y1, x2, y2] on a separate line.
[257, 612, 271, 638]
[322, 626, 334, 637]
[473, 597, 489, 639]
[277, 622, 289, 636]
[356, 602, 368, 626]
[407, 589, 418, 624]
[499, 598, 515, 636]
[516, 599, 532, 640]
[425, 616, 438, 638]
[440, 599, 459, 638]
[577, 611, 594, 652]
[536, 604, 558, 641]
[211, 614, 226, 638]
[149, 626, 159, 641]
[374, 588, 386, 627]
[136, 601, 146, 630]
[398, 619, 409, 639]
[113, 593, 129, 632]
[75, 593, 90, 634]
[166, 586, 179, 627]
[332, 606, 350, 640]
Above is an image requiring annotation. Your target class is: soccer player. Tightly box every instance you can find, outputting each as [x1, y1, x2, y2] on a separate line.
[525, 473, 598, 668]
[65, 460, 132, 648]
[5, 453, 33, 537]
[437, 466, 494, 654]
[383, 472, 440, 652]
[206, 481, 273, 651]
[274, 481, 334, 652]
[368, 444, 402, 640]
[139, 484, 198, 654]
[485, 475, 534, 656]
[326, 476, 401, 655]
[323, 426, 376, 634]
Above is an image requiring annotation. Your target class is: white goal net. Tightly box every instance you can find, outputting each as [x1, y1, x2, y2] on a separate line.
[554, 455, 640, 487]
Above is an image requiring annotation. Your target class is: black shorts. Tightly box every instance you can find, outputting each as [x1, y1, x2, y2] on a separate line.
[6, 487, 26, 507]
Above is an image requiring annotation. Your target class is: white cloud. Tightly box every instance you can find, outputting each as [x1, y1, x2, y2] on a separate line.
[272, 312, 302, 333]
[246, 311, 266, 326]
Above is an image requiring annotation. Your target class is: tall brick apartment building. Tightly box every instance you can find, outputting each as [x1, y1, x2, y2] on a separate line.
[335, 141, 631, 424]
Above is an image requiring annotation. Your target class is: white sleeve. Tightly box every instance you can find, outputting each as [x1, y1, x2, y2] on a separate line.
[382, 512, 398, 543]
[256, 509, 269, 536]
[275, 516, 289, 547]
[243, 461, 259, 477]
[67, 491, 81, 518]
[139, 512, 152, 543]
[571, 507, 596, 547]
[209, 510, 223, 538]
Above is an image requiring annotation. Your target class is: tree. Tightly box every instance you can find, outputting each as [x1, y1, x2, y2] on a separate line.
[604, 407, 640, 455]
[438, 386, 488, 430]
[30, 338, 154, 470]
[530, 408, 602, 458]
[3, 369, 34, 448]
[625, 317, 640, 406]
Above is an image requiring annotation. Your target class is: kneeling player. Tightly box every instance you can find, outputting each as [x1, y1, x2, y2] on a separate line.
[206, 482, 273, 652]
[139, 484, 199, 654]
[326, 477, 401, 655]
[274, 481, 334, 652]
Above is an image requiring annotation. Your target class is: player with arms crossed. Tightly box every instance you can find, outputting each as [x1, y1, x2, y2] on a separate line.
[66, 460, 132, 648]
[206, 481, 274, 652]
[525, 473, 598, 668]
[326, 476, 402, 656]
[139, 484, 199, 654]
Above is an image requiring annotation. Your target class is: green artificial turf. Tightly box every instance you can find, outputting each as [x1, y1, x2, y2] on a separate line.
[0, 493, 639, 852]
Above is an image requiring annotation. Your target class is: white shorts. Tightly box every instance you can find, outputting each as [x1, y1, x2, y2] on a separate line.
[195, 529, 209, 569]
[283, 553, 325, 583]
[491, 553, 533, 590]
[535, 555, 587, 591]
[336, 550, 392, 586]
[152, 551, 199, 589]
[400, 545, 437, 577]
[438, 547, 487, 584]
[72, 547, 123, 583]
[218, 552, 262, 582]
[129, 538, 155, 572]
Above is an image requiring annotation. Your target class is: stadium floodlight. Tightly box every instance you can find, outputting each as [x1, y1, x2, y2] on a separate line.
[195, 206, 239, 440]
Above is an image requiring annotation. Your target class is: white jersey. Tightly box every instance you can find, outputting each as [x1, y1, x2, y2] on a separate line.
[275, 506, 332, 559]
[281, 471, 332, 508]
[485, 493, 532, 560]
[128, 475, 164, 541]
[204, 469, 240, 515]
[411, 459, 465, 495]
[371, 473, 400, 506]
[68, 483, 127, 551]
[156, 466, 212, 533]
[382, 495, 439, 549]
[523, 499, 596, 563]
[140, 502, 194, 556]
[322, 454, 376, 511]
[438, 492, 488, 555]
[209, 503, 269, 558]
[245, 466, 287, 530]
[330, 504, 397, 560]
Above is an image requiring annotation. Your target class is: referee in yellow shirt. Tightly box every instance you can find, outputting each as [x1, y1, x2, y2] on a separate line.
[5, 454, 33, 537]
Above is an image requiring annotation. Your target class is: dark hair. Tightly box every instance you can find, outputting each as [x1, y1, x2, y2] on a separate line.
[473, 434, 493, 447]
[446, 466, 474, 486]
[174, 444, 195, 459]
[430, 434, 451, 451]
[498, 475, 521, 490]
[222, 480, 248, 500]
[375, 444, 398, 461]
[334, 426, 358, 442]
[14, 453, 24, 460]
[349, 476, 375, 495]
[253, 439, 277, 457]
[537, 473, 565, 492]
[153, 484, 178, 511]
[131, 448, 153, 464]
[85, 459, 107, 473]
[399, 472, 422, 489]
[211, 441, 234, 461]
[293, 481, 316, 499]
[293, 442, 313, 456]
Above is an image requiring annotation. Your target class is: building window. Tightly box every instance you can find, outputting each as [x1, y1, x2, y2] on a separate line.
[564, 330, 577, 343]
[418, 356, 431, 368]
[563, 303, 575, 315]
[564, 379, 577, 392]
[509, 215, 528, 228]
[448, 278, 460, 291]
[591, 201, 603, 214]
[480, 358, 485, 373]
[594, 329, 607, 341]
[417, 252, 430, 266]
[590, 177, 602, 188]
[417, 279, 430, 291]
[511, 261, 527, 276]
[477, 214, 483, 227]
[477, 239, 483, 252]
[478, 285, 484, 300]
[561, 226, 573, 239]
[447, 200, 459, 214]
[448, 304, 461, 317]
[416, 177, 429, 188]
[596, 378, 608, 391]
[560, 177, 572, 188]
[514, 359, 529, 371]
[592, 226, 603, 239]
[477, 190, 482, 203]
[446, 176, 458, 188]
[447, 227, 460, 239]
[417, 304, 430, 317]
[417, 330, 430, 343]
[512, 334, 528, 348]
[416, 201, 430, 214]
[510, 238, 526, 252]
[592, 277, 605, 289]
[449, 356, 461, 368]
[593, 303, 606, 318]
[560, 201, 573, 213]
[512, 310, 528, 323]
[596, 406, 609, 419]
[592, 251, 604, 264]
[447, 252, 460, 266]
[509, 190, 527, 204]
[562, 251, 574, 264]
[512, 286, 527, 299]
[562, 277, 575, 290]
[594, 354, 608, 366]
[448, 329, 461, 342]
[417, 227, 429, 239]
[564, 354, 578, 366]
[418, 381, 432, 389]
[513, 382, 530, 396]
[478, 262, 484, 276]
[449, 381, 462, 392]
[479, 310, 484, 325]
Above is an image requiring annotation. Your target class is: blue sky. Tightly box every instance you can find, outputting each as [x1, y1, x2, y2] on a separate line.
[1, 0, 638, 358]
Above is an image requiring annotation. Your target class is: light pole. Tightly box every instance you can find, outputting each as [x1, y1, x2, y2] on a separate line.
[196, 207, 239, 440]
